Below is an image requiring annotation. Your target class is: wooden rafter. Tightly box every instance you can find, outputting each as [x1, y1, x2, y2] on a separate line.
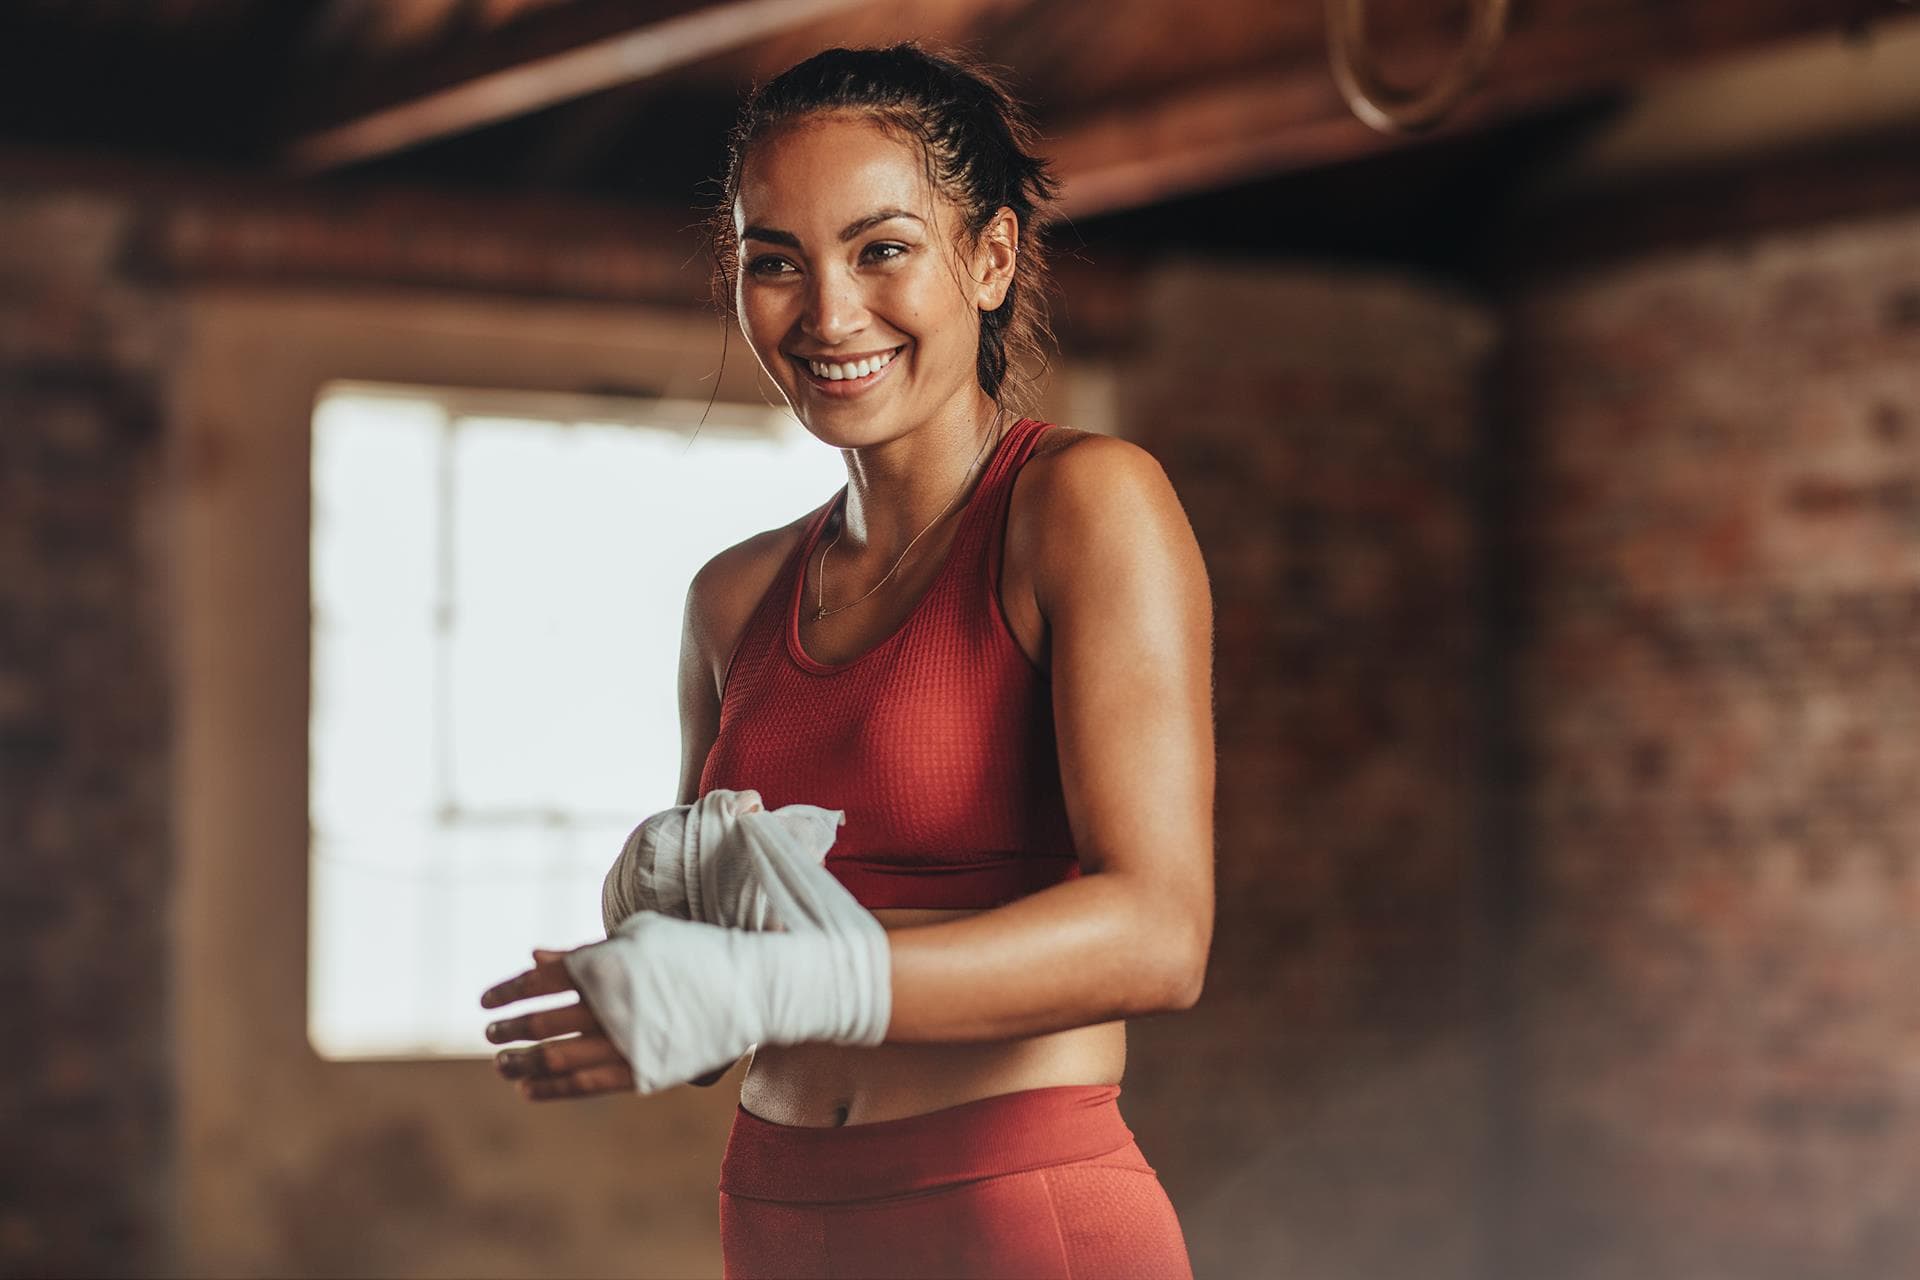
[1045, 0, 1918, 219]
[280, 0, 876, 174]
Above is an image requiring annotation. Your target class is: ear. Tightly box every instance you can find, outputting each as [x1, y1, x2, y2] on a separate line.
[970, 206, 1019, 313]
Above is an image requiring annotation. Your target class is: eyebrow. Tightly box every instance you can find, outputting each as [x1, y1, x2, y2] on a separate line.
[740, 208, 925, 248]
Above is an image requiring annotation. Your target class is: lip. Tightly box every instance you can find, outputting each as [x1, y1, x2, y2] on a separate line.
[789, 344, 905, 400]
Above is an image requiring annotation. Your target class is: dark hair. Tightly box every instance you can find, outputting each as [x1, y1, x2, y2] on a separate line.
[707, 41, 1063, 410]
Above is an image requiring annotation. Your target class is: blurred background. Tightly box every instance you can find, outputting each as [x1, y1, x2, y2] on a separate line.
[4, 1, 1920, 1277]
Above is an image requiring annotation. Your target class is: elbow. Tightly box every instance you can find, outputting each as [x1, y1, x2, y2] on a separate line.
[1144, 929, 1209, 1014]
[1118, 883, 1211, 1014]
[1167, 950, 1207, 1011]
[1169, 905, 1212, 1010]
[1163, 895, 1211, 1011]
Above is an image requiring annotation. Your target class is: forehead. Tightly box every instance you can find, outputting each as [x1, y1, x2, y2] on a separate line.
[733, 112, 937, 231]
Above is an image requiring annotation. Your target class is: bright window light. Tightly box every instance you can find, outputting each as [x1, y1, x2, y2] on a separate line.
[308, 381, 844, 1061]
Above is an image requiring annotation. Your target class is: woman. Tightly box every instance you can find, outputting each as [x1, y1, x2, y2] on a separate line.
[481, 41, 1214, 1279]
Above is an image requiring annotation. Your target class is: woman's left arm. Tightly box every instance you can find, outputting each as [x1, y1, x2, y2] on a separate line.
[884, 433, 1216, 1043]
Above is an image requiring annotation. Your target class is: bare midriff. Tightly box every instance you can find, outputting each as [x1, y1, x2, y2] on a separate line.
[737, 903, 1127, 1128]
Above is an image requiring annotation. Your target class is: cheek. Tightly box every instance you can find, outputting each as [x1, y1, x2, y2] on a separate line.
[882, 270, 967, 352]
[737, 289, 789, 360]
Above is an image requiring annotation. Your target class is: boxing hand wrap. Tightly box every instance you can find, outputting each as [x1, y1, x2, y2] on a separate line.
[561, 909, 890, 1095]
[601, 788, 846, 935]
[567, 801, 890, 1094]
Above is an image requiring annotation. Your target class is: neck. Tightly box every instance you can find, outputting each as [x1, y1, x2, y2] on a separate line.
[833, 394, 1010, 560]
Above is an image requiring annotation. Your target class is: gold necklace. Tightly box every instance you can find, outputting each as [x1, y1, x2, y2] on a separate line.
[813, 408, 1007, 622]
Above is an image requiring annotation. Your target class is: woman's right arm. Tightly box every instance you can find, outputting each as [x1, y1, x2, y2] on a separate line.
[680, 535, 805, 1088]
[675, 558, 739, 1090]
[674, 522, 795, 810]
[676, 560, 726, 813]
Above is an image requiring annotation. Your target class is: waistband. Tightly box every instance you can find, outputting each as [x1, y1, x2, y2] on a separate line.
[827, 853, 1084, 910]
[718, 1083, 1136, 1203]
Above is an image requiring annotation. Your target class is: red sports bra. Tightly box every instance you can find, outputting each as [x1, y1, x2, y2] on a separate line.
[697, 415, 1082, 910]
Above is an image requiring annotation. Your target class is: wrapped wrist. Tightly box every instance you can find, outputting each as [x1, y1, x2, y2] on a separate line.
[600, 789, 846, 934]
[731, 912, 891, 1049]
[564, 910, 891, 1095]
[574, 786, 883, 1093]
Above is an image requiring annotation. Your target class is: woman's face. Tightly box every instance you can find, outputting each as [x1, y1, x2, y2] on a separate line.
[732, 111, 1014, 443]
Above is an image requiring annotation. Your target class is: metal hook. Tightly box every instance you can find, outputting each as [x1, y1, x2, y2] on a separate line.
[1326, 0, 1511, 135]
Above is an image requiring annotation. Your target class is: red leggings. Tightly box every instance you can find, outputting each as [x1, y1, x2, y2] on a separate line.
[717, 1083, 1194, 1279]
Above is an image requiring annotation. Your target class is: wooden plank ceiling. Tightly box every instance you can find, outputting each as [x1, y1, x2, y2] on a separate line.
[2, 0, 1915, 226]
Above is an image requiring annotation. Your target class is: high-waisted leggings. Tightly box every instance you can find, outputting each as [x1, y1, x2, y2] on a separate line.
[717, 1083, 1194, 1279]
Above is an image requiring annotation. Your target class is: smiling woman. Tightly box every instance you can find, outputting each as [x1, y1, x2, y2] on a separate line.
[478, 40, 1214, 1280]
[727, 124, 1023, 435]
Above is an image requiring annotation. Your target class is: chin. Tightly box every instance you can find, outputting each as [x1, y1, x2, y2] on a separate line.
[795, 406, 898, 448]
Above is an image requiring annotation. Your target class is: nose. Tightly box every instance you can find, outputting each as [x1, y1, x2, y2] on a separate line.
[800, 264, 868, 347]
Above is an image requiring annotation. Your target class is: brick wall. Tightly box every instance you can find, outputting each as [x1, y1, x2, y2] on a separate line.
[0, 175, 743, 1279]
[1112, 260, 1501, 1280]
[1502, 213, 1920, 1280]
[0, 189, 180, 1278]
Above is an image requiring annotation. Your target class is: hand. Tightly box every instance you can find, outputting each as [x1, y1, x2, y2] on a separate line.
[562, 906, 890, 1097]
[557, 912, 786, 1096]
[481, 946, 637, 1101]
[491, 807, 888, 1099]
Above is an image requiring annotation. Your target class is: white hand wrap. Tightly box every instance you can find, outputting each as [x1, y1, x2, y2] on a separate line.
[600, 789, 846, 934]
[564, 795, 891, 1095]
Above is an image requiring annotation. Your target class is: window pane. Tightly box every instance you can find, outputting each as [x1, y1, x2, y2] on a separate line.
[309, 384, 841, 1060]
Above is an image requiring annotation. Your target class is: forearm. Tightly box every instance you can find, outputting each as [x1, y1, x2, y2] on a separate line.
[880, 870, 1207, 1044]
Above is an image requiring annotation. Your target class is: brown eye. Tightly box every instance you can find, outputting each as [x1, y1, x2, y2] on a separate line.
[747, 255, 795, 276]
[863, 242, 909, 264]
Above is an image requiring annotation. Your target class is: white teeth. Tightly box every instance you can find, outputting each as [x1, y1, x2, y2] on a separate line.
[808, 347, 898, 381]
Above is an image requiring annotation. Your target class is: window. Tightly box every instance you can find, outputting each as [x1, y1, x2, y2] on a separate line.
[307, 381, 844, 1060]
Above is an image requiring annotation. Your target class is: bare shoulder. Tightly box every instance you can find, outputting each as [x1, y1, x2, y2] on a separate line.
[1012, 424, 1204, 605]
[692, 505, 815, 603]
[1022, 423, 1175, 501]
[685, 500, 825, 695]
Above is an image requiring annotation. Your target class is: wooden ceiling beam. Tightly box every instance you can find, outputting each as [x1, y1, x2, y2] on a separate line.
[1044, 65, 1386, 220]
[1045, 0, 1919, 220]
[280, 0, 875, 175]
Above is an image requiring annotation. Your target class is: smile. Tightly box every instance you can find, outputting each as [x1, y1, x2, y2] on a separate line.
[791, 344, 905, 397]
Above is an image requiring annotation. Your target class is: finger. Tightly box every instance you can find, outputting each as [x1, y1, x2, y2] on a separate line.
[485, 997, 597, 1044]
[495, 1032, 626, 1080]
[518, 1061, 634, 1101]
[480, 958, 578, 1009]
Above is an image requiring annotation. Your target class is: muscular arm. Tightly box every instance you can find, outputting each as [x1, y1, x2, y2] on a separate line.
[881, 436, 1216, 1042]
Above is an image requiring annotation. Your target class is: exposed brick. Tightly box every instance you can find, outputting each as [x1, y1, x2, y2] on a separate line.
[1115, 260, 1497, 1280]
[1506, 210, 1920, 1280]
